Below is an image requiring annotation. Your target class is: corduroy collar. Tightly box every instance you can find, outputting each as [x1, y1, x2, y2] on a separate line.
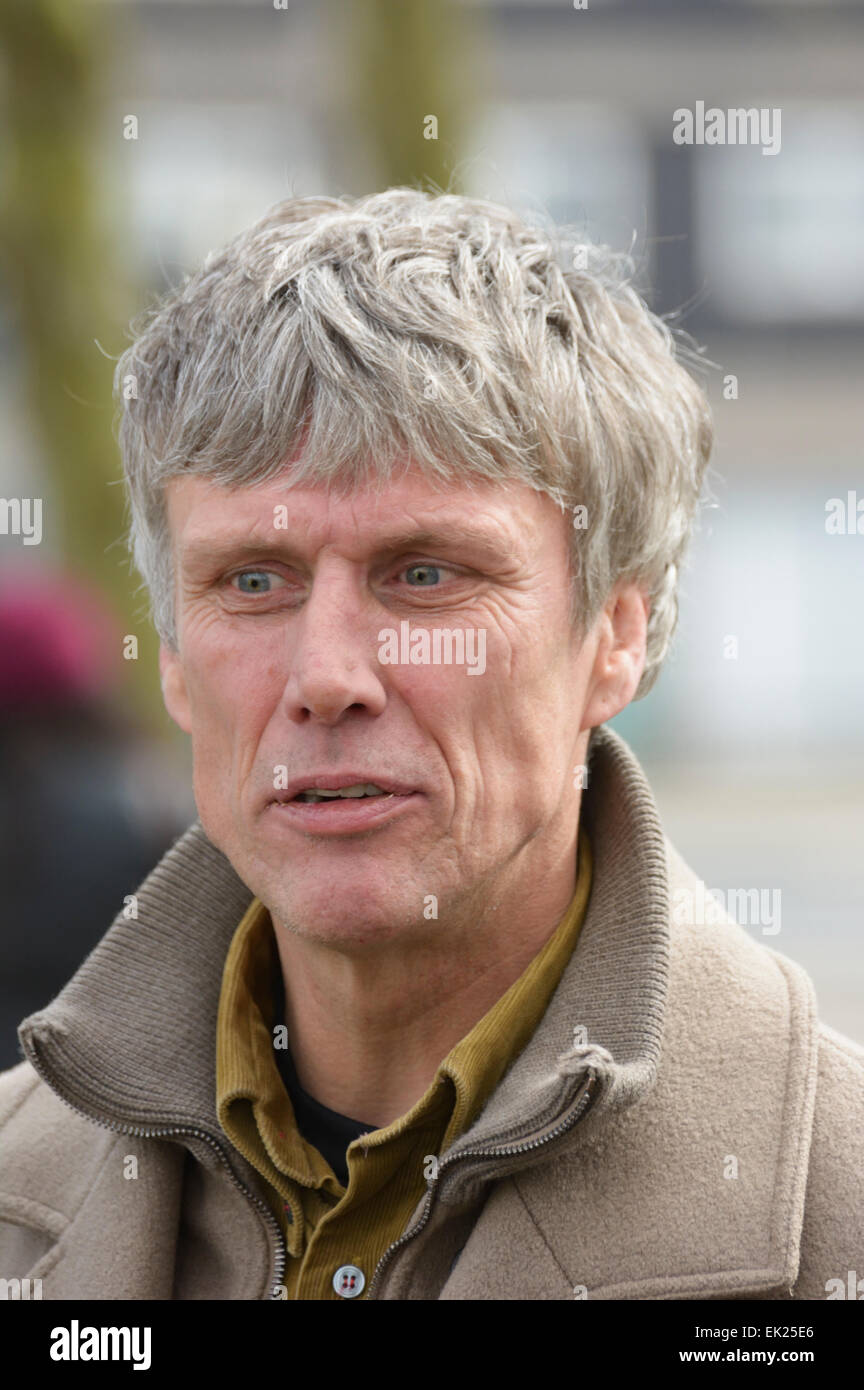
[18, 723, 668, 1166]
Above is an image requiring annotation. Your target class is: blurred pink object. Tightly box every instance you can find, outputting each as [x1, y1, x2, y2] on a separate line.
[0, 567, 121, 710]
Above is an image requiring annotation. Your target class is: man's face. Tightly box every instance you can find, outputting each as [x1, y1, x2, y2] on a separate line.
[160, 465, 628, 949]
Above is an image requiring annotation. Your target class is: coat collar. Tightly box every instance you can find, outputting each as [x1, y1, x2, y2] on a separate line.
[18, 724, 662, 1142]
[17, 724, 817, 1298]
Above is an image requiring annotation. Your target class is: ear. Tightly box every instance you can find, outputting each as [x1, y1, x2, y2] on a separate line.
[159, 641, 192, 734]
[579, 582, 650, 731]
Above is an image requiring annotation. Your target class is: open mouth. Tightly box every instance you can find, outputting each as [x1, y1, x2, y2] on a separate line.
[270, 781, 418, 834]
[292, 783, 394, 804]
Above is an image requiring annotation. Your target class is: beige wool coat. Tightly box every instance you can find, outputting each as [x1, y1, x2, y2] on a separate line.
[1, 724, 862, 1300]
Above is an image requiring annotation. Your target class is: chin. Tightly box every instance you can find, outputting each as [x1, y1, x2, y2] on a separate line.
[274, 893, 420, 949]
[235, 833, 429, 941]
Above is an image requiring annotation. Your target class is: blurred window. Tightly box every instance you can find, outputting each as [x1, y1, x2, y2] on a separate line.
[695, 107, 864, 323]
[106, 101, 326, 274]
[466, 100, 649, 249]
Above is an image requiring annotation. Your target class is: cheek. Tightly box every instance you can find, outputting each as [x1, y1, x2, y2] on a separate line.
[478, 635, 587, 789]
[183, 632, 281, 758]
[187, 620, 258, 700]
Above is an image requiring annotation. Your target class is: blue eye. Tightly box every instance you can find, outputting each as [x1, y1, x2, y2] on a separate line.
[234, 571, 275, 593]
[405, 564, 440, 586]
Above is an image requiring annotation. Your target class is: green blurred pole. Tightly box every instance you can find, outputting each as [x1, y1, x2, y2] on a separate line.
[0, 0, 163, 728]
[338, 0, 483, 193]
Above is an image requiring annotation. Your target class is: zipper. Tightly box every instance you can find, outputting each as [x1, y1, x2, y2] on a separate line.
[365, 1070, 599, 1300]
[25, 1042, 595, 1303]
[23, 1047, 287, 1299]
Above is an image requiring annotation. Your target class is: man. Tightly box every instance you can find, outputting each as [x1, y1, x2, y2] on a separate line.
[1, 189, 862, 1301]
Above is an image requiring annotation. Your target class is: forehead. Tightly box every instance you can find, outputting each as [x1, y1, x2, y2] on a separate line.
[164, 463, 566, 558]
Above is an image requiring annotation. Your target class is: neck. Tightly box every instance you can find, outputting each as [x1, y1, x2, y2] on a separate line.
[271, 810, 582, 1128]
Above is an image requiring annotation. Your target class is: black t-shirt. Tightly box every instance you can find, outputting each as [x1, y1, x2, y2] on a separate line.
[271, 968, 375, 1188]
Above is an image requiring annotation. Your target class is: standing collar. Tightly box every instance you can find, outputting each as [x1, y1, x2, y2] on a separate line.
[18, 724, 669, 1150]
[214, 822, 593, 1198]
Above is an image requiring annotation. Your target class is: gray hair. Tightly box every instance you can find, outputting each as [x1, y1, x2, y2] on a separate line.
[113, 187, 713, 699]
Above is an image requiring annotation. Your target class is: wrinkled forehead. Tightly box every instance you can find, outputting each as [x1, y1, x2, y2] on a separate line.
[162, 465, 568, 567]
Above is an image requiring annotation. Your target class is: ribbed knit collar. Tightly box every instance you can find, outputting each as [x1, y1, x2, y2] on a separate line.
[17, 724, 669, 1173]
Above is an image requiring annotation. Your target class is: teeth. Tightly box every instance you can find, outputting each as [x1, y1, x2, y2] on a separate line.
[295, 783, 386, 803]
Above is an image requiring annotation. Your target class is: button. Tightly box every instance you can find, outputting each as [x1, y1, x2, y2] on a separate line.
[333, 1264, 365, 1299]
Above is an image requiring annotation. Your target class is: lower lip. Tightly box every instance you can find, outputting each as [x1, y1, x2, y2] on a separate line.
[268, 792, 420, 836]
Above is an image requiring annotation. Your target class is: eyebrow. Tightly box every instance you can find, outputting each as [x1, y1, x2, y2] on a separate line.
[179, 522, 518, 571]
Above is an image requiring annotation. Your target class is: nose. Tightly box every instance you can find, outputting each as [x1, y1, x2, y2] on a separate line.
[279, 563, 388, 725]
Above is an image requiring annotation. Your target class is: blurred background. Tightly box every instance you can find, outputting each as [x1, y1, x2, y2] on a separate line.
[0, 0, 862, 1064]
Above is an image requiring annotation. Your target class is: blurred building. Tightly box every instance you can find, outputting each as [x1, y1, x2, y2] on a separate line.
[1, 0, 862, 1037]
